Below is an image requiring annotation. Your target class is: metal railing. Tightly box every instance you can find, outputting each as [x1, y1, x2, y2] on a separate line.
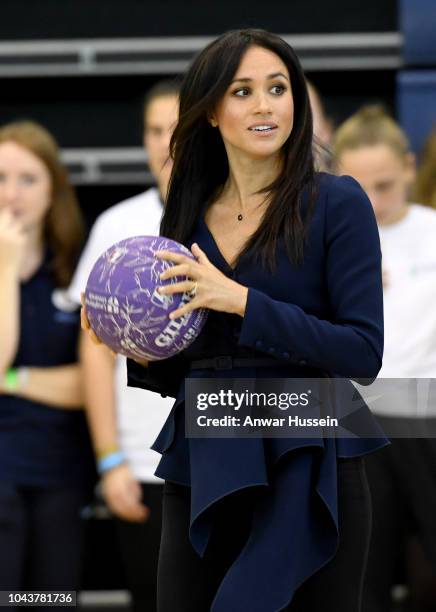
[61, 147, 151, 185]
[0, 32, 403, 77]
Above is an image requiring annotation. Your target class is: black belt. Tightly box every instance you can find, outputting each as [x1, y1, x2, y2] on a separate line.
[189, 356, 286, 371]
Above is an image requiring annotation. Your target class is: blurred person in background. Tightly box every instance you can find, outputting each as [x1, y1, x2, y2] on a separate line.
[334, 105, 436, 612]
[68, 80, 179, 611]
[412, 129, 436, 208]
[307, 79, 334, 170]
[0, 121, 95, 594]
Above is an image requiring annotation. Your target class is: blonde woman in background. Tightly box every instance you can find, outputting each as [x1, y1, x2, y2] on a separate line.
[0, 121, 95, 595]
[334, 105, 436, 612]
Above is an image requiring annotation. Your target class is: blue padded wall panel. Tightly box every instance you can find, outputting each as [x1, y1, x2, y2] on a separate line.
[400, 0, 436, 65]
[397, 70, 436, 154]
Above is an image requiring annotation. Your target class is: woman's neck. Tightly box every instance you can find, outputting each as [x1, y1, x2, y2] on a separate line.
[157, 178, 169, 204]
[223, 151, 282, 213]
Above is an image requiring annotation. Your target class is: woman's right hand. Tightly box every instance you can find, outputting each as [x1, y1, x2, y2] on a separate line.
[0, 209, 26, 271]
[80, 292, 104, 346]
[80, 293, 148, 366]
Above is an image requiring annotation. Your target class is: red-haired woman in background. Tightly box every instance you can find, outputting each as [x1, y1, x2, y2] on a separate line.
[0, 121, 95, 593]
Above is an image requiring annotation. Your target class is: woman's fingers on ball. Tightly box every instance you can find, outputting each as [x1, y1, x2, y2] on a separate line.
[84, 237, 208, 360]
[169, 302, 194, 320]
[80, 294, 91, 331]
[80, 305, 90, 331]
[191, 242, 207, 260]
[89, 328, 102, 345]
[158, 280, 196, 295]
[80, 307, 103, 346]
[133, 357, 149, 367]
[160, 262, 191, 281]
[155, 249, 187, 264]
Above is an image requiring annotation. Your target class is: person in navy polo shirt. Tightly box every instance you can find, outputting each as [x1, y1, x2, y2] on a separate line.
[0, 121, 95, 593]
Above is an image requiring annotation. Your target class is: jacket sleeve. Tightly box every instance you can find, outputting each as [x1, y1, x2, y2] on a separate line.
[126, 352, 188, 398]
[238, 175, 384, 383]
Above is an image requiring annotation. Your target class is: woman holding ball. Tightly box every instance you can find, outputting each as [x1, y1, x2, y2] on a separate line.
[85, 29, 388, 611]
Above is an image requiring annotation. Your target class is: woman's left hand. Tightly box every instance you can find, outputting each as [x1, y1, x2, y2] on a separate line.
[156, 243, 248, 319]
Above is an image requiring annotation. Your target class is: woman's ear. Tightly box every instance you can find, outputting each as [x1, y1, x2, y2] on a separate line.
[208, 115, 218, 128]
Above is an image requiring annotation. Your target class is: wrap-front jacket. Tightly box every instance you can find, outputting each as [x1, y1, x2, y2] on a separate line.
[127, 172, 389, 612]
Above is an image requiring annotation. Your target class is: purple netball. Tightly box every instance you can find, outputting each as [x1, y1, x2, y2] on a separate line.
[85, 236, 208, 360]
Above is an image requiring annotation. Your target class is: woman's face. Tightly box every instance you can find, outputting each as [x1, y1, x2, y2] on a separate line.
[144, 94, 179, 195]
[338, 143, 415, 225]
[0, 141, 52, 232]
[211, 45, 294, 161]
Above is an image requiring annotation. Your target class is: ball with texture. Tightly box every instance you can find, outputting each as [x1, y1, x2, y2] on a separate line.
[85, 235, 207, 360]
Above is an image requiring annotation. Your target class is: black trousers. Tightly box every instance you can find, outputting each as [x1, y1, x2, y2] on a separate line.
[0, 482, 87, 611]
[157, 457, 371, 612]
[362, 435, 436, 612]
[114, 483, 163, 612]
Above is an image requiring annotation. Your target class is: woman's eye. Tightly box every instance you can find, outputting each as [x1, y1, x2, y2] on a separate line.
[233, 87, 250, 97]
[20, 174, 36, 185]
[271, 84, 286, 95]
[376, 181, 393, 192]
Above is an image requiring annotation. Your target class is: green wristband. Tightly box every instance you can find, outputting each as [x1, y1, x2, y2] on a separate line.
[4, 368, 19, 392]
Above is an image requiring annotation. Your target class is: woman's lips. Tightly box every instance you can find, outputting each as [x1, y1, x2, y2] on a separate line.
[247, 124, 278, 136]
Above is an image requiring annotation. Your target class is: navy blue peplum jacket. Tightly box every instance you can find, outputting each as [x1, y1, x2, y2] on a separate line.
[127, 172, 389, 612]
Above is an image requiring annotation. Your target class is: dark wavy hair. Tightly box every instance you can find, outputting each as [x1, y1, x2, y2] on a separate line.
[0, 120, 84, 287]
[160, 28, 316, 268]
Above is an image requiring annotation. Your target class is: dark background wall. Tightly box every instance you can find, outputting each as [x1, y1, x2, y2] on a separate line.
[0, 0, 397, 38]
[0, 0, 399, 227]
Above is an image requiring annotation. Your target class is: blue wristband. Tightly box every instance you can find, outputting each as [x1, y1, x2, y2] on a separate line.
[97, 451, 126, 475]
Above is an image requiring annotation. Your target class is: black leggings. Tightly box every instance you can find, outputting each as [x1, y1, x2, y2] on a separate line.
[158, 457, 372, 612]
[362, 437, 436, 612]
[0, 482, 86, 591]
[114, 483, 163, 612]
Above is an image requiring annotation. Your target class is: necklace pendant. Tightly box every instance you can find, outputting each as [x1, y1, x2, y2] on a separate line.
[237, 213, 243, 221]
